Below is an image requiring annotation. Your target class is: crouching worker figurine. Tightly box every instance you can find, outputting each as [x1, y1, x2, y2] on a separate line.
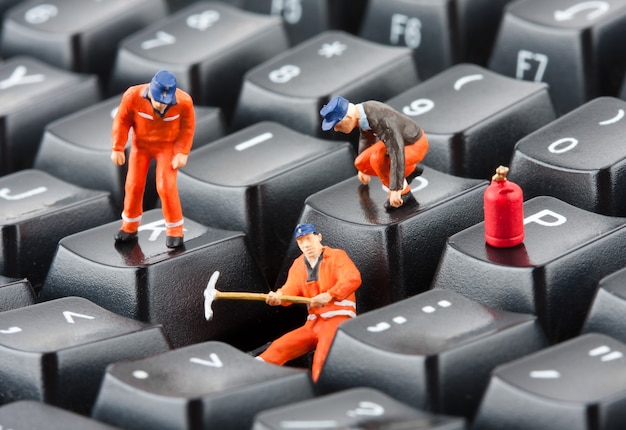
[257, 223, 362, 381]
[320, 96, 429, 210]
[111, 70, 195, 248]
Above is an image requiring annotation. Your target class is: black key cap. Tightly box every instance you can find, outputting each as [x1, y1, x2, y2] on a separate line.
[0, 0, 168, 85]
[582, 267, 626, 343]
[92, 341, 315, 430]
[0, 276, 36, 312]
[318, 290, 547, 419]
[488, 0, 626, 115]
[433, 196, 626, 343]
[0, 296, 171, 414]
[0, 169, 117, 287]
[385, 63, 556, 179]
[509, 96, 626, 216]
[473, 333, 626, 430]
[0, 56, 100, 174]
[284, 167, 486, 313]
[360, 0, 514, 79]
[232, 30, 419, 137]
[178, 121, 356, 283]
[253, 387, 466, 430]
[34, 95, 226, 210]
[40, 208, 274, 349]
[108, 1, 289, 120]
[0, 400, 120, 429]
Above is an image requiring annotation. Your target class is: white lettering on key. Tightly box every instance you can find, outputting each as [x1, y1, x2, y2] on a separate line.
[190, 353, 223, 368]
[530, 369, 561, 379]
[63, 311, 95, 324]
[599, 109, 624, 125]
[235, 132, 273, 151]
[367, 316, 407, 332]
[0, 186, 47, 200]
[411, 176, 429, 193]
[589, 345, 623, 362]
[390, 14, 422, 49]
[0, 327, 22, 334]
[0, 66, 45, 90]
[271, 0, 303, 24]
[318, 41, 347, 58]
[402, 98, 434, 116]
[141, 31, 176, 50]
[346, 401, 385, 417]
[554, 1, 610, 22]
[516, 50, 549, 82]
[137, 219, 187, 241]
[132, 370, 150, 379]
[548, 137, 578, 154]
[25, 4, 58, 24]
[187, 10, 220, 31]
[269, 65, 301, 84]
[524, 209, 567, 227]
[453, 74, 484, 91]
[279, 420, 338, 429]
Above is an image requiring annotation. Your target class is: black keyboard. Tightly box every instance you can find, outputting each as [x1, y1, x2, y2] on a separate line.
[1, 0, 626, 429]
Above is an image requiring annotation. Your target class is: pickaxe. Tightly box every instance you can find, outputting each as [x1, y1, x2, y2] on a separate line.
[203, 271, 312, 320]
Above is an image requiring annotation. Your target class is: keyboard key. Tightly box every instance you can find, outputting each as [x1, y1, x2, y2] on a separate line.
[108, 1, 289, 120]
[254, 387, 466, 430]
[0, 400, 120, 429]
[0, 296, 171, 414]
[40, 209, 275, 349]
[317, 290, 547, 419]
[509, 96, 626, 216]
[473, 333, 626, 430]
[385, 63, 556, 179]
[0, 56, 100, 174]
[284, 167, 487, 313]
[0, 169, 117, 287]
[34, 95, 226, 210]
[359, 0, 514, 79]
[178, 121, 356, 283]
[582, 267, 626, 343]
[232, 30, 419, 137]
[0, 276, 36, 312]
[92, 340, 315, 430]
[488, 0, 626, 115]
[433, 195, 626, 343]
[0, 0, 168, 85]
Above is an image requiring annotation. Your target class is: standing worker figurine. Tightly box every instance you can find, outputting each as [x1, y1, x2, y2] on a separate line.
[111, 70, 195, 248]
[258, 223, 362, 381]
[320, 96, 429, 209]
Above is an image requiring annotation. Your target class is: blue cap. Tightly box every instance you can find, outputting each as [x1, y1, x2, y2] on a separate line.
[149, 70, 177, 105]
[320, 96, 349, 131]
[294, 223, 318, 239]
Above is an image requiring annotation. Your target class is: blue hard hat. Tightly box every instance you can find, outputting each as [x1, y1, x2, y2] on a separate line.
[320, 96, 349, 131]
[294, 223, 318, 239]
[149, 70, 177, 105]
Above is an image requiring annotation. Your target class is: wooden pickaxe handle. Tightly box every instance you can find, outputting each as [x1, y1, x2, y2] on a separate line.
[214, 290, 312, 304]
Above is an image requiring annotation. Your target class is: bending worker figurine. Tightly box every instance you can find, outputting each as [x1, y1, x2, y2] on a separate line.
[320, 96, 429, 209]
[258, 223, 362, 381]
[111, 70, 195, 248]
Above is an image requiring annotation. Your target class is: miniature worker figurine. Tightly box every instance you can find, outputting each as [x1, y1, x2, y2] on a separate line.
[258, 223, 362, 381]
[111, 70, 195, 248]
[320, 96, 429, 209]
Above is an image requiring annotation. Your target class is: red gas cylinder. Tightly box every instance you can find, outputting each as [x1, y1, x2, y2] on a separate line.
[484, 166, 524, 248]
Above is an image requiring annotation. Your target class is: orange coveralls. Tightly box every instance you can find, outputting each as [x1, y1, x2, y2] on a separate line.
[259, 246, 362, 381]
[112, 84, 195, 236]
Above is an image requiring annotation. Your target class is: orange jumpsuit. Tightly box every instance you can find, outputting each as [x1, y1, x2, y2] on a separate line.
[112, 84, 195, 236]
[259, 246, 362, 381]
[353, 100, 428, 196]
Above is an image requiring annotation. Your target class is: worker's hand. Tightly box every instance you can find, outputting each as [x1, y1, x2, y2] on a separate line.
[266, 291, 283, 306]
[172, 153, 188, 169]
[388, 190, 403, 208]
[310, 292, 332, 308]
[111, 150, 126, 166]
[358, 171, 370, 185]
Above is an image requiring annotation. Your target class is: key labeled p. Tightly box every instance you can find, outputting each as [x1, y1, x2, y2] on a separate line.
[524, 209, 567, 227]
